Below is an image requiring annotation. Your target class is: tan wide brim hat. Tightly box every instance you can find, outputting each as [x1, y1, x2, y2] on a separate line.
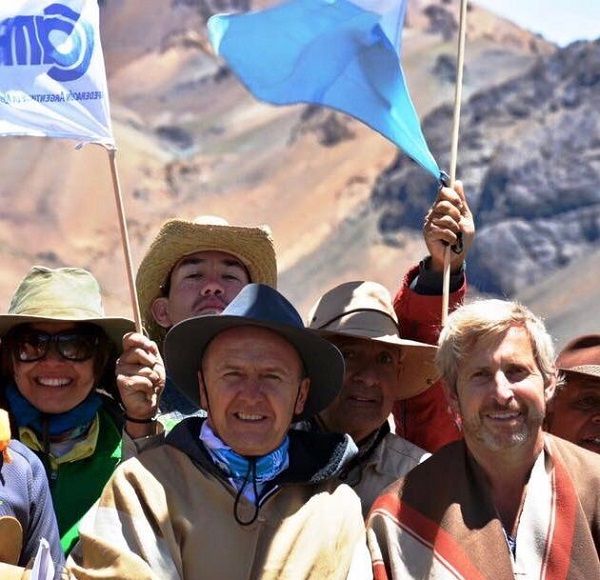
[0, 266, 135, 352]
[308, 281, 437, 400]
[557, 334, 600, 381]
[136, 216, 277, 343]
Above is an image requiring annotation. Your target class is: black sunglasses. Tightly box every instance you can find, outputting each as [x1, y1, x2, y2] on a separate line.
[9, 328, 102, 362]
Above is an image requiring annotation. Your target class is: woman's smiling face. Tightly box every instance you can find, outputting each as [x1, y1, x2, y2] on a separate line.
[11, 321, 98, 414]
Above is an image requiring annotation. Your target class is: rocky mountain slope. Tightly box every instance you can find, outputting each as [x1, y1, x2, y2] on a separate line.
[517, 247, 600, 349]
[374, 38, 600, 298]
[0, 0, 556, 319]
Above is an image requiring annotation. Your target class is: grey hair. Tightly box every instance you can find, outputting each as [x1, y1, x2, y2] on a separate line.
[436, 299, 561, 394]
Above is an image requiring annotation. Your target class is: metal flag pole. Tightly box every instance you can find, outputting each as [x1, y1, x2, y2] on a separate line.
[107, 149, 143, 333]
[442, 0, 468, 326]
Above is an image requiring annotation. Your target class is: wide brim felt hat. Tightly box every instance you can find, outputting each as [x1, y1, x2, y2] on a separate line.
[164, 284, 344, 420]
[136, 216, 277, 343]
[308, 281, 437, 399]
[0, 266, 135, 352]
[556, 334, 600, 380]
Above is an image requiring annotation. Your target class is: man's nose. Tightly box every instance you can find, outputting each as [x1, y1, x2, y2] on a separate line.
[353, 364, 379, 387]
[491, 372, 514, 404]
[201, 275, 224, 295]
[239, 378, 264, 401]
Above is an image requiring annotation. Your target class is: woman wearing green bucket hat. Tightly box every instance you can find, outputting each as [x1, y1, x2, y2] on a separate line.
[0, 266, 138, 555]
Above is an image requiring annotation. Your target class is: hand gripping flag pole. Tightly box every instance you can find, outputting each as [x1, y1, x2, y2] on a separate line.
[0, 0, 142, 332]
[441, 0, 468, 326]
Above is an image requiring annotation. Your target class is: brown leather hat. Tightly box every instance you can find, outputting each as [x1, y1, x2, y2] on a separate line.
[556, 334, 600, 380]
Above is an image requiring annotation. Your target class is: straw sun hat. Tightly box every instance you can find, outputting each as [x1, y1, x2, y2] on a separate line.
[308, 281, 437, 400]
[136, 216, 277, 343]
[0, 266, 135, 349]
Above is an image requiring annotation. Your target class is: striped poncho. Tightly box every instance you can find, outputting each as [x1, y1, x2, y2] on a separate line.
[367, 434, 600, 579]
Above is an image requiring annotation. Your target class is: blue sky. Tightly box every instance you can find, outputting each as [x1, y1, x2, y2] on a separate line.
[472, 0, 600, 46]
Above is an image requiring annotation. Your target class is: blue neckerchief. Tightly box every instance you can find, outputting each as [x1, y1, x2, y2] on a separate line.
[200, 421, 289, 484]
[5, 383, 102, 436]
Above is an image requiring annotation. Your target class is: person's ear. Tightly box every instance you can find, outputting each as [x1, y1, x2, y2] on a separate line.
[442, 379, 460, 414]
[151, 297, 173, 329]
[442, 380, 463, 431]
[294, 378, 310, 415]
[544, 369, 558, 403]
[197, 370, 208, 410]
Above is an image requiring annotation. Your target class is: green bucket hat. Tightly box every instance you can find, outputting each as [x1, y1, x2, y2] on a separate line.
[0, 266, 135, 351]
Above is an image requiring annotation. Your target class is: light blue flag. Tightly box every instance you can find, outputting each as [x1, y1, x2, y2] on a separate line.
[208, 0, 440, 179]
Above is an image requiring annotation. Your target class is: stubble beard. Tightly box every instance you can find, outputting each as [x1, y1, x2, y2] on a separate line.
[461, 404, 545, 452]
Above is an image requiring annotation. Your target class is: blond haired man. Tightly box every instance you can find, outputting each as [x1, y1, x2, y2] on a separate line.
[368, 300, 600, 579]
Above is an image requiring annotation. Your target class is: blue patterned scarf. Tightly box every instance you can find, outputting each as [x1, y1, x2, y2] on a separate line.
[5, 383, 102, 437]
[200, 421, 289, 484]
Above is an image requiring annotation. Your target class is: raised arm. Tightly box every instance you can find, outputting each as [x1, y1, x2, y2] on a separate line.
[392, 181, 475, 452]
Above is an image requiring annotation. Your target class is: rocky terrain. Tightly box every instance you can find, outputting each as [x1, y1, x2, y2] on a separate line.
[374, 38, 600, 297]
[4, 0, 592, 335]
[517, 247, 600, 349]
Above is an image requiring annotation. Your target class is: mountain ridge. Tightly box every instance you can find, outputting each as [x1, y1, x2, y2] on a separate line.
[2, 0, 581, 330]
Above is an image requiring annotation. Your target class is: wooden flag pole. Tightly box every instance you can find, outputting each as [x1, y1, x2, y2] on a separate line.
[107, 149, 143, 333]
[442, 0, 468, 326]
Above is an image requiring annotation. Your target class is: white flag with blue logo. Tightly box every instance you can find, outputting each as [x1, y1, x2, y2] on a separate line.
[209, 0, 440, 178]
[0, 0, 114, 148]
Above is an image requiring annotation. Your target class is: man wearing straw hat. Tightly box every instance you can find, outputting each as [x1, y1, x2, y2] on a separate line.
[546, 334, 600, 454]
[301, 280, 434, 515]
[56, 284, 370, 579]
[133, 216, 277, 428]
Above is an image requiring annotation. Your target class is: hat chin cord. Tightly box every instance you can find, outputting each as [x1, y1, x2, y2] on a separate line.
[199, 365, 260, 526]
[233, 459, 260, 526]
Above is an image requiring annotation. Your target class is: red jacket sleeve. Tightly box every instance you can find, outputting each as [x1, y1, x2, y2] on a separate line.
[392, 264, 465, 453]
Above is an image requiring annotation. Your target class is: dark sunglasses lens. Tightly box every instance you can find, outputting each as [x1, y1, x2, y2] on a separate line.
[16, 334, 49, 362]
[57, 334, 98, 361]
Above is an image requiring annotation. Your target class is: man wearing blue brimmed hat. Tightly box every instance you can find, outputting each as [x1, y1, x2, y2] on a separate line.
[63, 284, 370, 579]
